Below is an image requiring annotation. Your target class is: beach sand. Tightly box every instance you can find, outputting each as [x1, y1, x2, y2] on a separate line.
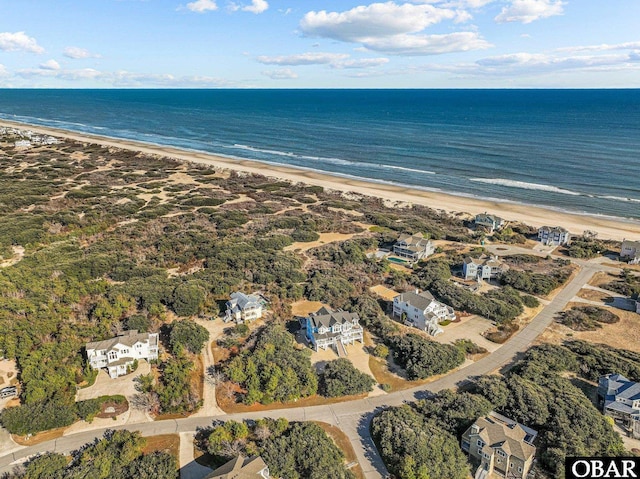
[2, 118, 639, 241]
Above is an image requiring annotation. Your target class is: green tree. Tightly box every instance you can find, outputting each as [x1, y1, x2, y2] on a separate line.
[169, 320, 209, 354]
[319, 359, 375, 397]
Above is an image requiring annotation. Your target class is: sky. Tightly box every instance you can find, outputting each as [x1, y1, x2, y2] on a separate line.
[0, 0, 639, 88]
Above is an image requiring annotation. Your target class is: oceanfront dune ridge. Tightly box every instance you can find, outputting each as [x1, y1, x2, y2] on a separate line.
[2, 118, 639, 242]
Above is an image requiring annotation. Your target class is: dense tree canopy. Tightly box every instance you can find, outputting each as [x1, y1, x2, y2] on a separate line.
[225, 324, 318, 404]
[387, 334, 465, 380]
[169, 319, 209, 354]
[319, 358, 376, 398]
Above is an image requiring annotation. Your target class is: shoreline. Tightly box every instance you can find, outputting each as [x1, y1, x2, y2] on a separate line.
[2, 118, 640, 241]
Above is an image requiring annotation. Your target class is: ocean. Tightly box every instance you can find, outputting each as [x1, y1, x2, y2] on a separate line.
[0, 89, 639, 220]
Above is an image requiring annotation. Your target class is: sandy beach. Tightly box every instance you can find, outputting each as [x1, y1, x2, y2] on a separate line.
[2, 118, 639, 241]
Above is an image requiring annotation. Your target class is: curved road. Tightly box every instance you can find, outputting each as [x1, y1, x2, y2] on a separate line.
[0, 257, 619, 477]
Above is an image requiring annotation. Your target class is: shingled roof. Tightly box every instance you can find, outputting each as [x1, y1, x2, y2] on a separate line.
[394, 290, 436, 311]
[86, 330, 157, 352]
[205, 455, 269, 479]
[471, 412, 537, 462]
[308, 306, 359, 330]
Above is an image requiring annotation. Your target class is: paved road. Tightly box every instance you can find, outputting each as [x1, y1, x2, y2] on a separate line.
[0, 261, 611, 478]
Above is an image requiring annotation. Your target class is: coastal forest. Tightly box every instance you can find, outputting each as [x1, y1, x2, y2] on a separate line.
[0, 130, 631, 478]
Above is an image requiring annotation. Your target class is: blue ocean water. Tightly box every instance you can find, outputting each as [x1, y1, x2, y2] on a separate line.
[0, 89, 639, 220]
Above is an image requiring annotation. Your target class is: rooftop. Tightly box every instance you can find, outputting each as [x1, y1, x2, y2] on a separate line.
[205, 455, 268, 479]
[86, 330, 157, 353]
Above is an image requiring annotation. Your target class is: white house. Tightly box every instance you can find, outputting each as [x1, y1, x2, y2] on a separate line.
[86, 330, 158, 379]
[305, 306, 364, 353]
[621, 240, 640, 264]
[598, 374, 640, 438]
[475, 213, 505, 232]
[463, 255, 509, 281]
[393, 290, 455, 336]
[14, 140, 32, 149]
[224, 292, 264, 323]
[537, 226, 570, 246]
[392, 233, 434, 262]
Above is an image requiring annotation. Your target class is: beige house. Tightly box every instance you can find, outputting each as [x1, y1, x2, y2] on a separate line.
[392, 233, 434, 262]
[463, 255, 509, 281]
[475, 213, 505, 232]
[86, 330, 158, 379]
[206, 455, 270, 478]
[461, 412, 537, 479]
[224, 292, 264, 323]
[621, 240, 640, 264]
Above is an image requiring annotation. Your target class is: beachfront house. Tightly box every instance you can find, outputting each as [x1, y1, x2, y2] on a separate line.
[224, 292, 264, 323]
[475, 213, 506, 233]
[305, 306, 364, 355]
[86, 330, 159, 379]
[621, 240, 640, 264]
[461, 412, 537, 479]
[393, 290, 455, 336]
[392, 233, 434, 262]
[14, 140, 32, 149]
[537, 226, 570, 246]
[205, 455, 270, 479]
[463, 255, 509, 281]
[598, 373, 640, 438]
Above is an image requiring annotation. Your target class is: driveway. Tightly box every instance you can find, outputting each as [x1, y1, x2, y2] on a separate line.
[433, 315, 499, 353]
[76, 361, 151, 402]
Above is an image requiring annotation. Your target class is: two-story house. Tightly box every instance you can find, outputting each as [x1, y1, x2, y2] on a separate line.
[621, 240, 640, 264]
[537, 226, 570, 246]
[393, 290, 455, 336]
[461, 412, 537, 479]
[392, 233, 434, 262]
[86, 330, 159, 379]
[206, 455, 270, 479]
[225, 292, 264, 323]
[305, 306, 364, 353]
[598, 373, 640, 438]
[475, 213, 506, 233]
[463, 255, 509, 281]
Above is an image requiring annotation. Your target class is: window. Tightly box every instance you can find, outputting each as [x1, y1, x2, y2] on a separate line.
[518, 467, 522, 473]
[477, 440, 484, 447]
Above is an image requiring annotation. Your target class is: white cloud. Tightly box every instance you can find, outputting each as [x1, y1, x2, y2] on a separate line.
[242, 0, 268, 14]
[39, 59, 61, 70]
[495, 0, 564, 24]
[0, 32, 44, 54]
[257, 52, 349, 66]
[0, 64, 8, 77]
[63, 46, 100, 59]
[362, 32, 491, 55]
[262, 68, 298, 79]
[426, 49, 640, 77]
[332, 57, 390, 68]
[299, 2, 490, 55]
[556, 41, 640, 53]
[186, 0, 218, 12]
[301, 3, 456, 42]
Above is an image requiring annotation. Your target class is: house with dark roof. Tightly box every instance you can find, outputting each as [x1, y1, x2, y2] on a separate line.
[463, 255, 509, 281]
[461, 411, 537, 479]
[86, 330, 158, 379]
[305, 306, 364, 353]
[392, 290, 455, 336]
[537, 226, 570, 246]
[205, 455, 270, 479]
[598, 373, 640, 438]
[621, 240, 640, 264]
[224, 292, 264, 323]
[475, 213, 506, 233]
[392, 233, 434, 262]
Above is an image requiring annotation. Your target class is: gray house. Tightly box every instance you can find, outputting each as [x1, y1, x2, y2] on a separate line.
[225, 292, 264, 323]
[461, 412, 537, 479]
[463, 255, 509, 281]
[392, 233, 434, 262]
[621, 240, 640, 264]
[598, 373, 640, 438]
[475, 213, 505, 233]
[537, 226, 570, 246]
[305, 306, 364, 354]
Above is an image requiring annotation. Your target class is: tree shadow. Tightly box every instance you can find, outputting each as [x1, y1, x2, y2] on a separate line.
[357, 409, 391, 478]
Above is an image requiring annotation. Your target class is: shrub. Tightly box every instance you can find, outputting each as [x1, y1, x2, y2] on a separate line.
[169, 320, 210, 354]
[388, 334, 465, 380]
[319, 359, 376, 397]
